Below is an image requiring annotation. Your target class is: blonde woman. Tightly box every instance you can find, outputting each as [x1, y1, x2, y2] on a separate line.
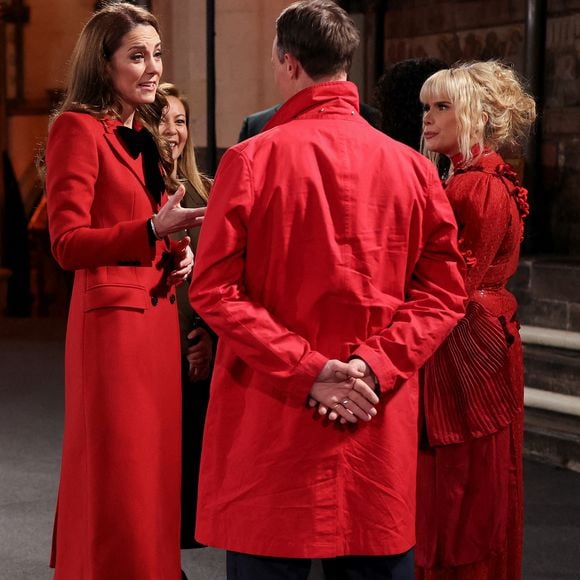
[158, 83, 213, 572]
[416, 61, 536, 580]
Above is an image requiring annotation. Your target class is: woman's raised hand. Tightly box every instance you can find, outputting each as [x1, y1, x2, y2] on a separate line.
[152, 185, 205, 238]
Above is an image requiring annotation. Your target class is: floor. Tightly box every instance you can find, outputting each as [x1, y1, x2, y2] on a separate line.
[1, 318, 579, 579]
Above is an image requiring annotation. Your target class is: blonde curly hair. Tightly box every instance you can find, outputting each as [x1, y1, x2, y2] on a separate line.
[420, 61, 536, 167]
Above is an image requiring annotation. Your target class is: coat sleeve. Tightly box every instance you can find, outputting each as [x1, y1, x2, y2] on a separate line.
[189, 148, 328, 404]
[46, 113, 155, 271]
[352, 169, 467, 394]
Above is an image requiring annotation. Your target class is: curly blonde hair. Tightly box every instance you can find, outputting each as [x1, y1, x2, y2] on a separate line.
[420, 61, 536, 167]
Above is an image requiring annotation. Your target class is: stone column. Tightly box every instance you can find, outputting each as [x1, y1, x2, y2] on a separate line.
[155, 0, 288, 160]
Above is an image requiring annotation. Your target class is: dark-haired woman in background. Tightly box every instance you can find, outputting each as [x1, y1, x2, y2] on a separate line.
[375, 58, 450, 179]
[375, 58, 448, 151]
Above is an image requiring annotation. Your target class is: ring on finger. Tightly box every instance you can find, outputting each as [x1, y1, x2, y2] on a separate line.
[341, 398, 350, 406]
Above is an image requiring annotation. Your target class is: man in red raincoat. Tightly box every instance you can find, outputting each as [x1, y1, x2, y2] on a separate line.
[189, 1, 466, 578]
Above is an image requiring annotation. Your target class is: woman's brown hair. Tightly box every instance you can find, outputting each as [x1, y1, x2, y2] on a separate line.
[39, 2, 175, 188]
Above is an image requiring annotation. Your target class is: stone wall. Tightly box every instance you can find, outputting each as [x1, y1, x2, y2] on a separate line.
[382, 0, 580, 256]
[383, 0, 525, 68]
[542, 10, 580, 255]
[509, 258, 580, 331]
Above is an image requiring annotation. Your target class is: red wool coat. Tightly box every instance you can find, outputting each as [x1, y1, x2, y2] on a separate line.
[189, 82, 466, 558]
[46, 112, 182, 579]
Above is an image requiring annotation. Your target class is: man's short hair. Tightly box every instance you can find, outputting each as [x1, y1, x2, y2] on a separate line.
[276, 0, 360, 80]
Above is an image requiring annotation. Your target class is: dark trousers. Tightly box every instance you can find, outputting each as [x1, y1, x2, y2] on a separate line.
[226, 549, 414, 580]
[180, 358, 210, 549]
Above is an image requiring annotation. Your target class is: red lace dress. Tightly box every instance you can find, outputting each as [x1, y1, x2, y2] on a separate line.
[416, 150, 529, 580]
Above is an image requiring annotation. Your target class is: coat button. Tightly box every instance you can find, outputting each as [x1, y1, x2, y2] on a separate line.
[169, 294, 176, 304]
[151, 296, 158, 306]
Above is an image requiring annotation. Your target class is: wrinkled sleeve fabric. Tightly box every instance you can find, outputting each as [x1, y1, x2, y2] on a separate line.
[189, 148, 328, 405]
[447, 172, 511, 294]
[46, 112, 155, 271]
[352, 170, 467, 394]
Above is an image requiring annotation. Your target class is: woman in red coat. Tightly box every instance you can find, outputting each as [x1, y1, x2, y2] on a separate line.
[43, 4, 204, 578]
[416, 61, 536, 579]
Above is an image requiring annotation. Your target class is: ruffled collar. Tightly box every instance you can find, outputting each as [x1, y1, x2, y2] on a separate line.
[450, 143, 490, 171]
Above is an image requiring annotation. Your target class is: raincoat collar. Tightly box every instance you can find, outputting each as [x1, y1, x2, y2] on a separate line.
[263, 81, 360, 132]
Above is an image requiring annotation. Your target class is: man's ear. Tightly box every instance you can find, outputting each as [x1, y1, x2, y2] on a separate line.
[284, 53, 302, 80]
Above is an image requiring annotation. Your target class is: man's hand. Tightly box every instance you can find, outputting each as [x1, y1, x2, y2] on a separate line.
[309, 377, 379, 424]
[315, 358, 365, 382]
[310, 358, 380, 423]
[308, 359, 378, 424]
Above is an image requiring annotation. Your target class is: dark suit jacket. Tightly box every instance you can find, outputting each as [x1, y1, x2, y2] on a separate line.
[238, 105, 281, 142]
[238, 101, 380, 143]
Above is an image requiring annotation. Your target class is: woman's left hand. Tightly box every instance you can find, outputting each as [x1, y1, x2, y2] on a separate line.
[168, 237, 194, 286]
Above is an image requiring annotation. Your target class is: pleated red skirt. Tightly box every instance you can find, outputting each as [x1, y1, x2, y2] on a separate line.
[416, 338, 524, 580]
[416, 411, 523, 580]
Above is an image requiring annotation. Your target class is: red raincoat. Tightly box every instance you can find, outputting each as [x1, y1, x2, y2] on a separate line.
[189, 82, 466, 558]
